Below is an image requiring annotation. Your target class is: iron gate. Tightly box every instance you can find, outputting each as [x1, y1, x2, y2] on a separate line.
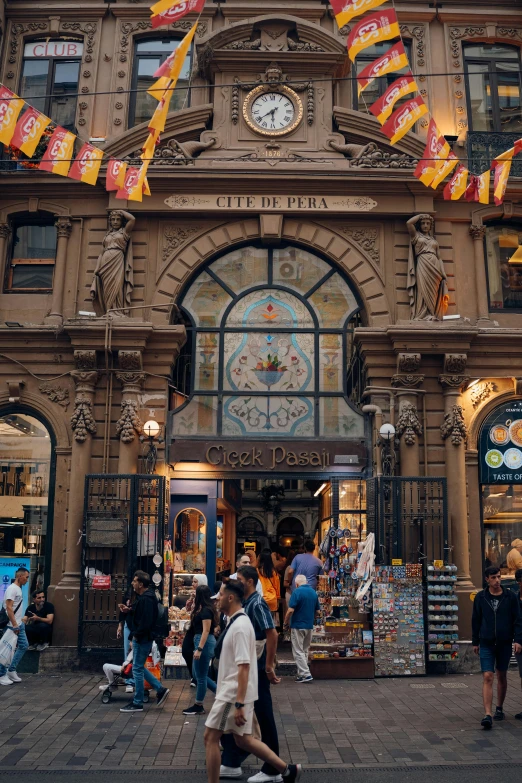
[79, 474, 165, 652]
[367, 477, 448, 565]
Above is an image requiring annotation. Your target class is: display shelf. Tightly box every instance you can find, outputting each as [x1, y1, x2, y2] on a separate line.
[425, 562, 460, 664]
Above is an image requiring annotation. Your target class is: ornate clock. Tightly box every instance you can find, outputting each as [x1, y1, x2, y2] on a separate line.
[243, 84, 303, 137]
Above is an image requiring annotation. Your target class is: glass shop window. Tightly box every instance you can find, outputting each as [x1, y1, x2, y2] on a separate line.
[339, 479, 367, 540]
[173, 507, 206, 573]
[20, 39, 82, 131]
[129, 38, 192, 128]
[485, 224, 522, 310]
[482, 484, 522, 576]
[353, 39, 412, 114]
[5, 215, 57, 293]
[464, 43, 522, 134]
[242, 479, 259, 491]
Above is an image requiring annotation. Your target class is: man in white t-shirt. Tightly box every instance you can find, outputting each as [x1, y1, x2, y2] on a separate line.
[0, 567, 30, 686]
[203, 580, 301, 783]
[230, 554, 263, 596]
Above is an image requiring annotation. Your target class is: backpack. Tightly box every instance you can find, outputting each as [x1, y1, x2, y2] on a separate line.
[152, 601, 169, 642]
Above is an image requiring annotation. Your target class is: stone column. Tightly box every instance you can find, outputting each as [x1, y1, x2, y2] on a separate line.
[469, 224, 489, 321]
[53, 350, 98, 646]
[395, 391, 422, 477]
[116, 350, 145, 474]
[0, 222, 12, 283]
[45, 216, 72, 324]
[439, 354, 472, 587]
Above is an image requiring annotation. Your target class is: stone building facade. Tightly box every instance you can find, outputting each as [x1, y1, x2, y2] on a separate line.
[0, 0, 522, 647]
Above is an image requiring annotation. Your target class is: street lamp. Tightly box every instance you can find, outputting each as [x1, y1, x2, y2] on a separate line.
[140, 419, 163, 474]
[378, 423, 396, 476]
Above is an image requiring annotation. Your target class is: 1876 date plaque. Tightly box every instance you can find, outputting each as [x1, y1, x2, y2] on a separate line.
[86, 513, 128, 548]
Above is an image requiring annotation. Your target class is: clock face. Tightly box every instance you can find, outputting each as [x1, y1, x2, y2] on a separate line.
[251, 92, 295, 133]
[243, 85, 303, 136]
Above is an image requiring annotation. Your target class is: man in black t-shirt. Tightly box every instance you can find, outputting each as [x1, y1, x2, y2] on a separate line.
[23, 590, 54, 650]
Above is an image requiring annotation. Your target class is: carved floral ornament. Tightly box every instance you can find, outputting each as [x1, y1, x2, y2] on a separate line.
[396, 402, 423, 446]
[470, 381, 496, 408]
[340, 227, 379, 265]
[440, 404, 468, 446]
[39, 384, 70, 410]
[116, 399, 144, 444]
[70, 396, 97, 442]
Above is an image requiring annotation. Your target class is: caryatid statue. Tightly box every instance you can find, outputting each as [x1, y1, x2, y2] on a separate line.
[406, 213, 449, 321]
[90, 209, 135, 316]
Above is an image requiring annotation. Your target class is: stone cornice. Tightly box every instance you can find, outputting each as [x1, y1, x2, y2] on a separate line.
[333, 107, 427, 160]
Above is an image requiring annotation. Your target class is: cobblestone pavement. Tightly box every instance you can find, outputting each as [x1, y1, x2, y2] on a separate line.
[0, 671, 521, 771]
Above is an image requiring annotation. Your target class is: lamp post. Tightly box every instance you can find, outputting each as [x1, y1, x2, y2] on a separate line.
[140, 419, 163, 474]
[379, 423, 396, 477]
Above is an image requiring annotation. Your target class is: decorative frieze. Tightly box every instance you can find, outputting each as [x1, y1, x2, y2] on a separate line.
[391, 374, 425, 388]
[340, 227, 380, 265]
[39, 384, 70, 410]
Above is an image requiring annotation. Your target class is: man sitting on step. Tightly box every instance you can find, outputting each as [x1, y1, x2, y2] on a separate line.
[24, 590, 54, 651]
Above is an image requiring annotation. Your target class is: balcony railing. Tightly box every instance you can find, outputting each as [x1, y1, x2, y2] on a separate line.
[467, 131, 522, 178]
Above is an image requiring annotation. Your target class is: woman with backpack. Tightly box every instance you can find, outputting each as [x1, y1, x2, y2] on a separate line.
[257, 548, 281, 623]
[183, 585, 218, 715]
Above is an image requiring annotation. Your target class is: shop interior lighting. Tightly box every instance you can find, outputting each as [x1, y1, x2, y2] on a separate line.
[314, 482, 327, 497]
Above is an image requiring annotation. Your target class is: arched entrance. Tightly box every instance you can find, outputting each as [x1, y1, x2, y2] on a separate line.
[277, 517, 304, 549]
[0, 409, 56, 594]
[236, 516, 267, 556]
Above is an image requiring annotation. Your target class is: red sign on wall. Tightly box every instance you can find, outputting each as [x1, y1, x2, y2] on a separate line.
[92, 575, 111, 590]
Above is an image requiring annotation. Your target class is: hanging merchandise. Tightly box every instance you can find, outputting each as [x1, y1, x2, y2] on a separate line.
[151, 0, 205, 29]
[426, 562, 460, 663]
[373, 564, 425, 677]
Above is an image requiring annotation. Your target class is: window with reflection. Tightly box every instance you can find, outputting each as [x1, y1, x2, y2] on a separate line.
[339, 479, 367, 540]
[173, 508, 206, 573]
[0, 413, 51, 592]
[485, 223, 522, 310]
[464, 43, 522, 134]
[172, 246, 365, 438]
[5, 213, 56, 293]
[483, 485, 522, 574]
[353, 39, 412, 114]
[129, 38, 192, 128]
[20, 38, 82, 131]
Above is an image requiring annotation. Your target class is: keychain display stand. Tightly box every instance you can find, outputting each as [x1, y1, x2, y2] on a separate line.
[426, 562, 460, 663]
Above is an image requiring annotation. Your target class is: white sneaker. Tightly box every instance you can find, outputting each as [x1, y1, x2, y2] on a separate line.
[220, 766, 243, 779]
[0, 674, 13, 686]
[125, 685, 134, 693]
[248, 773, 284, 783]
[7, 671, 21, 682]
[36, 643, 49, 651]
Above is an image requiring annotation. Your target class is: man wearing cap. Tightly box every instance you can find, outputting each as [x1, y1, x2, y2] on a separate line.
[507, 539, 522, 573]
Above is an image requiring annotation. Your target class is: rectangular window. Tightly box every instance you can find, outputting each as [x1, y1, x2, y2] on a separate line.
[6, 219, 56, 293]
[485, 224, 522, 311]
[465, 44, 522, 134]
[243, 479, 259, 491]
[284, 479, 299, 491]
[129, 38, 192, 128]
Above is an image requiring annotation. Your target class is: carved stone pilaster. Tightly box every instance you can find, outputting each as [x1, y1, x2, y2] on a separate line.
[391, 374, 425, 388]
[115, 399, 144, 443]
[440, 404, 468, 446]
[469, 224, 486, 241]
[70, 371, 98, 442]
[55, 215, 72, 238]
[396, 402, 423, 446]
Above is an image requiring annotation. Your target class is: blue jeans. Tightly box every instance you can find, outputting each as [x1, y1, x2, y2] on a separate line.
[193, 633, 216, 704]
[0, 622, 29, 676]
[123, 624, 134, 686]
[132, 639, 162, 707]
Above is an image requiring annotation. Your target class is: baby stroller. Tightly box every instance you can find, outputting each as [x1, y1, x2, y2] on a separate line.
[99, 646, 161, 704]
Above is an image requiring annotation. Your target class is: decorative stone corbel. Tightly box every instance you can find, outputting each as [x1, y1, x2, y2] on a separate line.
[392, 353, 424, 388]
[6, 380, 25, 402]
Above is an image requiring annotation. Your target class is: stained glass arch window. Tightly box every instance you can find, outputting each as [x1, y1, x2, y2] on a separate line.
[172, 245, 365, 439]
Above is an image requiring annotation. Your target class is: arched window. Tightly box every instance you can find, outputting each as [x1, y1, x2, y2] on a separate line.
[172, 245, 365, 438]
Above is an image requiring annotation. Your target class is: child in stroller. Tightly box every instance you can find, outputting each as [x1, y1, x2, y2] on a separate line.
[99, 643, 149, 704]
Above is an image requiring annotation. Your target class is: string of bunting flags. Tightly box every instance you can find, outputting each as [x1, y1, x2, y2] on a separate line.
[0, 0, 203, 201]
[330, 0, 521, 205]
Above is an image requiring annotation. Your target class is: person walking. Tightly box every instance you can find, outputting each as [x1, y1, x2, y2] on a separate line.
[515, 568, 522, 720]
[284, 574, 320, 684]
[472, 565, 522, 728]
[507, 539, 522, 573]
[256, 549, 280, 623]
[285, 540, 322, 592]
[117, 585, 136, 693]
[230, 554, 263, 596]
[119, 570, 170, 713]
[184, 574, 209, 689]
[0, 566, 30, 686]
[183, 585, 218, 715]
[204, 579, 301, 783]
[220, 565, 282, 782]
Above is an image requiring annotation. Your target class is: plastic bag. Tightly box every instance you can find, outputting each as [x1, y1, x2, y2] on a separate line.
[0, 629, 18, 667]
[151, 641, 161, 665]
[144, 655, 161, 690]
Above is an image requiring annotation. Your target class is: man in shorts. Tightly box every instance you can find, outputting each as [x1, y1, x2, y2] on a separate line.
[472, 565, 522, 729]
[204, 580, 301, 783]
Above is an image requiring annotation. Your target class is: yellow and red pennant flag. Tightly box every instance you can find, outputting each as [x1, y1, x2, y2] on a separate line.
[68, 142, 104, 185]
[147, 76, 173, 102]
[115, 166, 141, 200]
[464, 171, 490, 204]
[515, 138, 522, 156]
[491, 148, 515, 206]
[380, 96, 427, 145]
[413, 119, 449, 186]
[347, 9, 400, 63]
[148, 23, 198, 94]
[151, 0, 205, 29]
[443, 165, 468, 200]
[330, 0, 388, 28]
[430, 152, 458, 189]
[10, 106, 51, 157]
[148, 93, 172, 133]
[358, 41, 410, 97]
[369, 72, 417, 123]
[127, 160, 151, 202]
[0, 86, 25, 146]
[106, 158, 127, 191]
[39, 126, 76, 177]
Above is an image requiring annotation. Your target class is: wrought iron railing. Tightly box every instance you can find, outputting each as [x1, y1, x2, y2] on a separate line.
[467, 131, 522, 178]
